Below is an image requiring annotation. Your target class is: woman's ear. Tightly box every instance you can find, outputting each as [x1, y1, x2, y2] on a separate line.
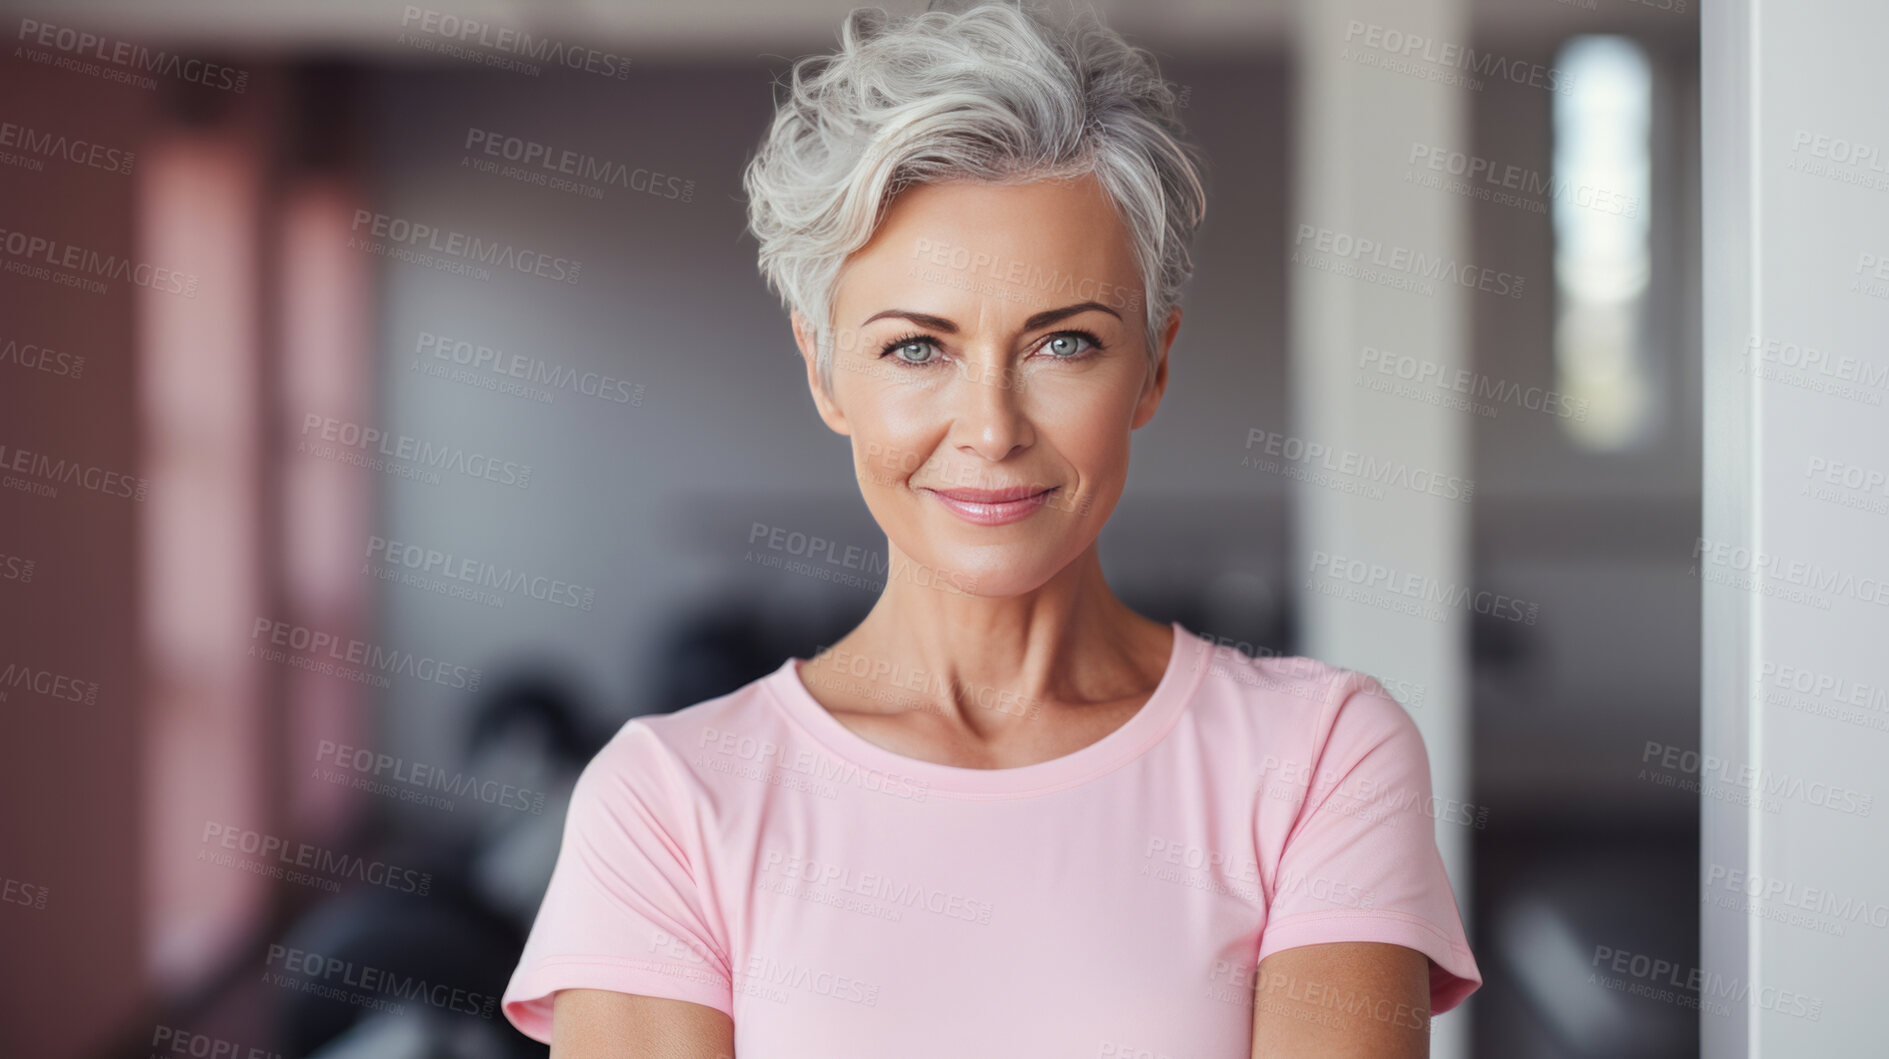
[792, 309, 851, 436]
[1131, 306, 1180, 430]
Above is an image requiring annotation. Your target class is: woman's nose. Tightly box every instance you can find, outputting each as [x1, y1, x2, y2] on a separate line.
[947, 355, 1032, 461]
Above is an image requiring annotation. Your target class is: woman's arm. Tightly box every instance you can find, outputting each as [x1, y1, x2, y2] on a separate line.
[551, 989, 737, 1059]
[1249, 941, 1431, 1059]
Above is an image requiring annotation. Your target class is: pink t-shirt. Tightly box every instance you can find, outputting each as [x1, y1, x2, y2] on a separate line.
[502, 622, 1481, 1055]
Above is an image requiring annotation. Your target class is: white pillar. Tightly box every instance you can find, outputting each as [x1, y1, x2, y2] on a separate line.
[1702, 1, 1889, 1054]
[1290, 3, 1474, 1057]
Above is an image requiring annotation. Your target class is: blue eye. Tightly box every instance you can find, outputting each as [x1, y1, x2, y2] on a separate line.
[875, 329, 1103, 367]
[879, 333, 941, 365]
[1039, 331, 1102, 359]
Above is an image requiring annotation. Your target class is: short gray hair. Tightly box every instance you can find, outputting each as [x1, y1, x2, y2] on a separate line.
[742, 1, 1208, 394]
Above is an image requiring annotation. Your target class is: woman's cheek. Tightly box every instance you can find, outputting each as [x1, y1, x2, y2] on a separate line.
[855, 431, 934, 488]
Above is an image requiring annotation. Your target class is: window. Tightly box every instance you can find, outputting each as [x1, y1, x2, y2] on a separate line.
[1551, 35, 1654, 451]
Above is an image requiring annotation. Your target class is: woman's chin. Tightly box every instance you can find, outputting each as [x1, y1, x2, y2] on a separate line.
[891, 541, 1081, 599]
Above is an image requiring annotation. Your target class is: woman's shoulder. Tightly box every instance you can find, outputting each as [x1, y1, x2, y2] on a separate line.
[1192, 638, 1347, 709]
[577, 662, 802, 790]
[1189, 638, 1415, 744]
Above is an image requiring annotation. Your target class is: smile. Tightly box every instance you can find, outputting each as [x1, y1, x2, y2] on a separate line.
[921, 486, 1058, 526]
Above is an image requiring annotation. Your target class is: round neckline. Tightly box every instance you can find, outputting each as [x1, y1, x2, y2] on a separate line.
[763, 620, 1207, 798]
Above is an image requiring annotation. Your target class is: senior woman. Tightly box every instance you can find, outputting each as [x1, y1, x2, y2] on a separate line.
[501, 3, 1481, 1056]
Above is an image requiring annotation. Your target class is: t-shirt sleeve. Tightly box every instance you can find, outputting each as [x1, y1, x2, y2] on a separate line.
[1256, 669, 1483, 1014]
[500, 720, 734, 1043]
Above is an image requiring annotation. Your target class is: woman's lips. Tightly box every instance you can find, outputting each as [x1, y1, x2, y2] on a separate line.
[922, 486, 1057, 526]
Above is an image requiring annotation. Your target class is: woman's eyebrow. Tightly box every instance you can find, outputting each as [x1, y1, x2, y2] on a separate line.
[861, 309, 958, 332]
[860, 301, 1122, 332]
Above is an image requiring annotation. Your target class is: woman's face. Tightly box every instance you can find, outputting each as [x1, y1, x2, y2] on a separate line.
[794, 173, 1179, 598]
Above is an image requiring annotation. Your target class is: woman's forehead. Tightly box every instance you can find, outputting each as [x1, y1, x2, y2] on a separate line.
[836, 178, 1143, 322]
